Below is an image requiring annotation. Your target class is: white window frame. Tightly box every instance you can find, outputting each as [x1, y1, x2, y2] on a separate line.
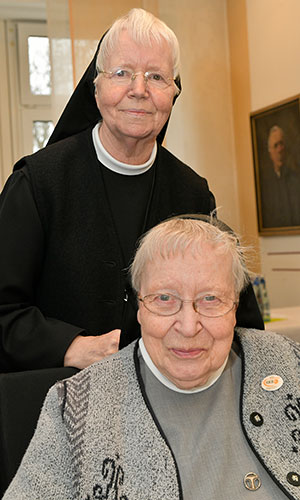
[17, 22, 51, 107]
[21, 108, 54, 156]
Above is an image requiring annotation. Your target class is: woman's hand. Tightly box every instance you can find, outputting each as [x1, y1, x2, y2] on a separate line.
[63, 329, 121, 369]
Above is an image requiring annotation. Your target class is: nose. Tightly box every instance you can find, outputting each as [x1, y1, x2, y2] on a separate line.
[175, 302, 203, 337]
[128, 73, 148, 97]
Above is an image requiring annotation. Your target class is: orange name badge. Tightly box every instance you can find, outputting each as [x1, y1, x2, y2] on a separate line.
[261, 374, 283, 391]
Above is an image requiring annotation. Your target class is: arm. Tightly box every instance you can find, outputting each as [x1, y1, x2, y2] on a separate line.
[0, 170, 86, 371]
[2, 384, 74, 499]
[236, 283, 264, 330]
[0, 169, 120, 371]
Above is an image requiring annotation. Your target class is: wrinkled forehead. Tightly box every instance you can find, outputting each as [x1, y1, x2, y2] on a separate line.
[154, 239, 231, 263]
[98, 28, 171, 69]
[140, 241, 234, 285]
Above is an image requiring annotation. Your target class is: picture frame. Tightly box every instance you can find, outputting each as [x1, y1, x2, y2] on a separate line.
[250, 96, 300, 235]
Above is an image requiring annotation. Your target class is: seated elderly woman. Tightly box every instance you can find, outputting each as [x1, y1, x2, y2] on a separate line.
[3, 216, 299, 500]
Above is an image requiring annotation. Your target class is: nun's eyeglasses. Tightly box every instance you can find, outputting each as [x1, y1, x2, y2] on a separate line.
[138, 293, 237, 318]
[97, 67, 176, 91]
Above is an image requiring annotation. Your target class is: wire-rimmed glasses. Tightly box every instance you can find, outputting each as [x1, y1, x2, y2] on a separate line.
[97, 67, 177, 91]
[138, 293, 237, 318]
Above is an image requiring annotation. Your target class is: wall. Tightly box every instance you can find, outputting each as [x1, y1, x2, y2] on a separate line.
[226, 0, 261, 269]
[246, 0, 300, 307]
[164, 1, 242, 233]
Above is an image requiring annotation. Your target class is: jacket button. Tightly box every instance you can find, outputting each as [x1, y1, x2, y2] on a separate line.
[250, 412, 264, 426]
[287, 472, 300, 486]
[244, 472, 261, 491]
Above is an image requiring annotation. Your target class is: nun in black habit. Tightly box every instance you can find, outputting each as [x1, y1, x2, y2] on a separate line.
[0, 8, 263, 373]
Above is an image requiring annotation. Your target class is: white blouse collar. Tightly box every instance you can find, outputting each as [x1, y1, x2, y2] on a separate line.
[92, 122, 156, 176]
[139, 338, 228, 394]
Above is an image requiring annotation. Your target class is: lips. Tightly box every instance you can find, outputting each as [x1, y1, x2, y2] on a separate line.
[122, 108, 152, 115]
[170, 348, 205, 359]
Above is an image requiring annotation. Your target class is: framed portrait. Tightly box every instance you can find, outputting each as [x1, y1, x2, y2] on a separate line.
[250, 96, 300, 235]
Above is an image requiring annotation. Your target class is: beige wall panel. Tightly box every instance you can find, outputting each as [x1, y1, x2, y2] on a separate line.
[247, 0, 300, 110]
[246, 0, 300, 307]
[226, 0, 260, 271]
[160, 0, 240, 232]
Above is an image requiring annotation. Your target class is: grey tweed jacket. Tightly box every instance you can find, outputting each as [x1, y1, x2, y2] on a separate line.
[3, 328, 300, 500]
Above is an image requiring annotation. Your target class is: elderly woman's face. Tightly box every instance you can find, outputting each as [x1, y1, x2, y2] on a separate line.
[137, 244, 237, 390]
[95, 30, 176, 146]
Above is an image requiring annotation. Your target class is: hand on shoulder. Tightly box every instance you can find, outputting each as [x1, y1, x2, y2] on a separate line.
[64, 329, 121, 369]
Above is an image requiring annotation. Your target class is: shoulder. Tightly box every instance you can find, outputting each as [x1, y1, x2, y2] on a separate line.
[286, 166, 300, 183]
[57, 342, 137, 402]
[17, 129, 97, 202]
[154, 144, 215, 213]
[235, 327, 300, 377]
[15, 128, 94, 173]
[157, 144, 208, 185]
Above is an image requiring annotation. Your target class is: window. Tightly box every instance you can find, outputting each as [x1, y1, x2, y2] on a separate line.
[17, 22, 54, 154]
[21, 109, 54, 154]
[0, 20, 58, 186]
[18, 22, 52, 105]
[28, 35, 51, 96]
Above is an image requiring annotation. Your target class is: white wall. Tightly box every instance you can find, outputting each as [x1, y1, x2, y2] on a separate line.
[246, 0, 300, 307]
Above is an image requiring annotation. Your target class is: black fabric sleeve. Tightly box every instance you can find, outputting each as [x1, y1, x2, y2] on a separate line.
[209, 190, 216, 213]
[0, 170, 85, 372]
[208, 195, 264, 330]
[236, 283, 264, 330]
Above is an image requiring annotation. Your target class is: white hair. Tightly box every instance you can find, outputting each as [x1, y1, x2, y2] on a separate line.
[96, 8, 180, 79]
[130, 217, 249, 298]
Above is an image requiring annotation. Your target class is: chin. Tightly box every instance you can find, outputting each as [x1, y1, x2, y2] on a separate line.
[170, 371, 208, 390]
[174, 378, 206, 390]
[123, 127, 155, 139]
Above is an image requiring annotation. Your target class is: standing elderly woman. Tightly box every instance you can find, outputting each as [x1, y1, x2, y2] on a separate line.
[3, 216, 299, 499]
[0, 8, 262, 373]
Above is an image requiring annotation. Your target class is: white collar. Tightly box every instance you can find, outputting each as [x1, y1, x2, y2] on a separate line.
[139, 338, 228, 394]
[92, 122, 156, 176]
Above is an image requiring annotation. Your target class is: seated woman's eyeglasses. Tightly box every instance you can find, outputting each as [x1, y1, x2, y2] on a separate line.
[97, 67, 176, 90]
[138, 293, 237, 318]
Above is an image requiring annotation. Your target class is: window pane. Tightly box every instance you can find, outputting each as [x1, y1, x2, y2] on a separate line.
[28, 36, 51, 95]
[33, 121, 54, 152]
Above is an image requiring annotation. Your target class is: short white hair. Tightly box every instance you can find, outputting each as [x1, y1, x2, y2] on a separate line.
[131, 216, 249, 298]
[96, 8, 180, 79]
[268, 125, 284, 150]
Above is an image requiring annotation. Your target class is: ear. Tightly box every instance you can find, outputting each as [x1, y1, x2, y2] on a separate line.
[137, 307, 142, 326]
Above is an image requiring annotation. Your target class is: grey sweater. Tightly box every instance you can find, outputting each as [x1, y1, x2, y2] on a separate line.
[3, 328, 300, 500]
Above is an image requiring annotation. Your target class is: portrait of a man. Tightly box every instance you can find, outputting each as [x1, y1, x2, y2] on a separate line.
[251, 97, 300, 234]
